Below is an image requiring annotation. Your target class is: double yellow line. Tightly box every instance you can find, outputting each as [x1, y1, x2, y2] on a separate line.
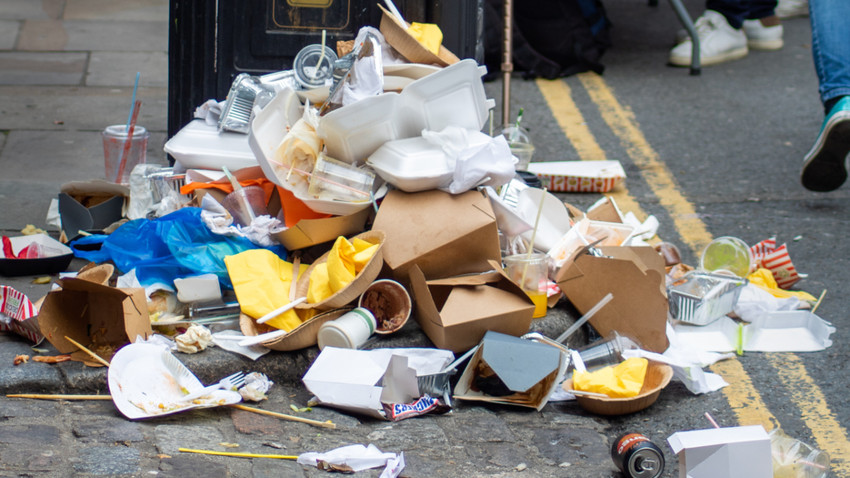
[537, 73, 849, 472]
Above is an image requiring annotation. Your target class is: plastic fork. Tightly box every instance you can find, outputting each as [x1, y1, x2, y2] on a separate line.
[182, 371, 246, 401]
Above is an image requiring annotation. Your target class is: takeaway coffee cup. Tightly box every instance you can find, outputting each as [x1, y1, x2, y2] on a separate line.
[358, 279, 412, 334]
[317, 307, 377, 350]
[102, 124, 149, 184]
[503, 253, 549, 318]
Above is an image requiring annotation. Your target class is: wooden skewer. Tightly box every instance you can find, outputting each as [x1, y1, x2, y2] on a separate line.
[64, 336, 111, 367]
[565, 389, 610, 398]
[7, 394, 112, 400]
[179, 448, 298, 460]
[229, 404, 336, 429]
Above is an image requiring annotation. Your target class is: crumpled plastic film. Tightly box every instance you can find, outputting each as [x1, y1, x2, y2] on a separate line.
[224, 248, 313, 331]
[747, 268, 817, 302]
[572, 357, 648, 398]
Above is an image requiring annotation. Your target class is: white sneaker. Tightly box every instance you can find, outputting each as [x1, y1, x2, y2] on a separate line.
[669, 10, 748, 67]
[742, 18, 784, 50]
[776, 0, 808, 19]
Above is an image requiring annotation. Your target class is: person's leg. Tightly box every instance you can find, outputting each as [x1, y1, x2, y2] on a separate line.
[669, 1, 748, 67]
[800, 0, 850, 191]
[742, 0, 783, 50]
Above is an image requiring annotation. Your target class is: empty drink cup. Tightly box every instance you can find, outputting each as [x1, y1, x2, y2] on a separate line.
[221, 185, 268, 226]
[317, 307, 377, 350]
[499, 124, 535, 171]
[700, 236, 752, 278]
[573, 332, 641, 371]
[503, 253, 549, 318]
[102, 124, 149, 184]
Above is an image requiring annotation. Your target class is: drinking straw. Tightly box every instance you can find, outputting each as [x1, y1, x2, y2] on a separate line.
[115, 99, 141, 183]
[7, 394, 112, 400]
[222, 166, 256, 224]
[256, 297, 307, 324]
[311, 30, 327, 80]
[64, 335, 110, 367]
[704, 411, 720, 428]
[520, 187, 547, 287]
[510, 107, 524, 142]
[554, 292, 613, 344]
[231, 404, 337, 428]
[384, 0, 405, 23]
[178, 448, 298, 460]
[125, 72, 140, 130]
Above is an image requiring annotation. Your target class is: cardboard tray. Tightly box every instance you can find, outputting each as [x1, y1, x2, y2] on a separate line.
[563, 362, 673, 415]
[0, 234, 74, 277]
[239, 307, 351, 351]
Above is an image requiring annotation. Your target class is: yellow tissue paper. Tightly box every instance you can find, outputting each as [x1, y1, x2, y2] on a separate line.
[308, 236, 378, 304]
[572, 357, 648, 398]
[224, 249, 313, 331]
[408, 22, 443, 55]
[747, 268, 817, 302]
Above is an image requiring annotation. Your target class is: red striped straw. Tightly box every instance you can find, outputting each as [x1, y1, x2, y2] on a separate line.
[115, 99, 142, 183]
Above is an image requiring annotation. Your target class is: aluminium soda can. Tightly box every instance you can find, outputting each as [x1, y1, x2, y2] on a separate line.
[611, 432, 665, 478]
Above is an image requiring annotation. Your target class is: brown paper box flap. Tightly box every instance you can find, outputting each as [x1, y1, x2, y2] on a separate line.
[273, 207, 370, 251]
[377, 4, 460, 67]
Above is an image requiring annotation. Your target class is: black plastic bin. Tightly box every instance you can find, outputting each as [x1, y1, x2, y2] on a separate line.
[167, 0, 484, 144]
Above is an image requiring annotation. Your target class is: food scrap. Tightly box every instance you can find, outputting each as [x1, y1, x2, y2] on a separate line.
[13, 354, 30, 365]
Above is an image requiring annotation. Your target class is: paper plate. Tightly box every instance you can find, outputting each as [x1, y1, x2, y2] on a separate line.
[563, 362, 673, 416]
[239, 307, 352, 351]
[108, 343, 241, 420]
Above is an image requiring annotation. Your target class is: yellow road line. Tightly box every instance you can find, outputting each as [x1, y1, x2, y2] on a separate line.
[577, 73, 712, 255]
[553, 72, 778, 430]
[535, 78, 646, 221]
[766, 353, 850, 473]
[562, 71, 850, 470]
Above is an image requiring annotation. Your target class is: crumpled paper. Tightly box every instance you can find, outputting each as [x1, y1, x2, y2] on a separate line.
[297, 444, 404, 478]
[238, 372, 273, 402]
[194, 99, 225, 126]
[422, 126, 516, 194]
[733, 281, 805, 323]
[307, 236, 378, 304]
[175, 324, 214, 354]
[572, 357, 648, 398]
[199, 194, 285, 248]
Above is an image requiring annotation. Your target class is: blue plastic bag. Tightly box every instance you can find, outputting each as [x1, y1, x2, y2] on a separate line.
[70, 208, 285, 288]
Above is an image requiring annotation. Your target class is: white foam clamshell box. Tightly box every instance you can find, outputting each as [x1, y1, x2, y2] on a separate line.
[366, 136, 454, 192]
[164, 119, 258, 171]
[318, 59, 495, 164]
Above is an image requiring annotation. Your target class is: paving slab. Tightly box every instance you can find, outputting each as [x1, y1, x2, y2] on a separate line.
[87, 51, 168, 87]
[64, 0, 168, 22]
[0, 86, 168, 131]
[17, 19, 167, 52]
[0, 51, 87, 86]
[0, 20, 20, 49]
[0, 0, 63, 21]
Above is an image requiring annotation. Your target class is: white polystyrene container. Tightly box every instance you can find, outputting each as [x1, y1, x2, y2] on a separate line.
[366, 136, 453, 192]
[164, 119, 258, 171]
[317, 59, 495, 165]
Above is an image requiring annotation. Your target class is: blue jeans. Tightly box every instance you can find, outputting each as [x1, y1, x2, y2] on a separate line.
[706, 0, 777, 29]
[810, 0, 850, 107]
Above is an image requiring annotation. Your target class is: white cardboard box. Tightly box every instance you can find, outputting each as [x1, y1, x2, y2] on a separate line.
[667, 425, 772, 478]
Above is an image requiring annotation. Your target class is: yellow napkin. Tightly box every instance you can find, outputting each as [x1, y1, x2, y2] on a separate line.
[747, 268, 817, 302]
[572, 357, 648, 398]
[224, 249, 313, 331]
[307, 236, 378, 304]
[408, 22, 443, 55]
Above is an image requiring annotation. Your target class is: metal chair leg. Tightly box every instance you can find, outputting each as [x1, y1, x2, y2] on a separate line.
[667, 0, 701, 75]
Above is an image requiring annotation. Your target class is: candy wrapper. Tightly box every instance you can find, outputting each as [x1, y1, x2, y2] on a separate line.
[749, 238, 805, 290]
[382, 395, 451, 421]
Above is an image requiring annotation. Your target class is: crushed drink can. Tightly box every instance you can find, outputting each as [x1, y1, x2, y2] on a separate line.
[611, 433, 665, 478]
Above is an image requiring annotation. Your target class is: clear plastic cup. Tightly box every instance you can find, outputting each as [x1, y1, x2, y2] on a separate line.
[221, 186, 268, 227]
[102, 124, 149, 184]
[503, 253, 549, 318]
[769, 428, 830, 478]
[700, 236, 752, 278]
[572, 332, 641, 372]
[498, 124, 535, 171]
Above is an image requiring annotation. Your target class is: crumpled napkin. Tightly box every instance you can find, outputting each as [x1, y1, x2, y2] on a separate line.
[297, 444, 404, 478]
[224, 249, 313, 331]
[175, 324, 214, 354]
[422, 126, 516, 194]
[307, 236, 378, 304]
[572, 357, 648, 398]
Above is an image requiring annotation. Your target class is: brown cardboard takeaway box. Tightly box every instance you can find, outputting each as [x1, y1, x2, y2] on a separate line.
[555, 245, 669, 353]
[372, 188, 502, 282]
[409, 263, 535, 353]
[38, 278, 151, 366]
